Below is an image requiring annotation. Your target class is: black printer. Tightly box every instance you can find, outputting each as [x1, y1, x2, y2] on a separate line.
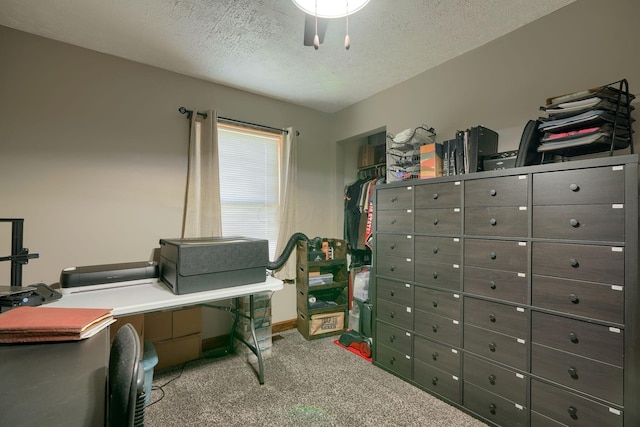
[158, 237, 269, 295]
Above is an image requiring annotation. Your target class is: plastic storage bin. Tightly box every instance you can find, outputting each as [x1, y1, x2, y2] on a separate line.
[141, 340, 158, 406]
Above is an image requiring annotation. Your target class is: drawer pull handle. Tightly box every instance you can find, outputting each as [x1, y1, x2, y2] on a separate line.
[490, 218, 497, 226]
[433, 193, 439, 200]
[391, 196, 398, 202]
[390, 265, 396, 272]
[568, 406, 578, 419]
[569, 218, 580, 227]
[432, 352, 439, 361]
[568, 367, 578, 379]
[489, 189, 497, 197]
[432, 376, 439, 386]
[391, 219, 397, 225]
[569, 332, 579, 343]
[569, 258, 579, 267]
[433, 218, 439, 225]
[389, 356, 396, 364]
[432, 300, 438, 308]
[389, 311, 395, 319]
[432, 324, 439, 333]
[390, 244, 396, 249]
[389, 335, 396, 343]
[433, 272, 439, 279]
[433, 247, 439, 254]
[390, 290, 395, 297]
[488, 374, 496, 385]
[489, 313, 496, 322]
[569, 183, 580, 192]
[489, 251, 497, 260]
[489, 281, 497, 289]
[488, 342, 496, 352]
[569, 294, 579, 304]
[489, 403, 497, 415]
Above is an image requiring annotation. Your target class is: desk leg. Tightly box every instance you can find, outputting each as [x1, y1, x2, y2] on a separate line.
[232, 295, 265, 385]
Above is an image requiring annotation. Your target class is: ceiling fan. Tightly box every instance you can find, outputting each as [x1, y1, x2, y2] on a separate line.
[292, 0, 371, 50]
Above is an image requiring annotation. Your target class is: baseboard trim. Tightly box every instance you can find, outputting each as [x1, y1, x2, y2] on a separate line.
[201, 318, 297, 352]
[272, 318, 297, 333]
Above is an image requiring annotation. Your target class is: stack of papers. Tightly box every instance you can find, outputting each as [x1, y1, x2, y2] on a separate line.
[0, 306, 114, 343]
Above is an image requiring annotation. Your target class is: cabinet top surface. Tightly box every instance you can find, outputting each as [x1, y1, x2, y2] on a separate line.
[376, 153, 639, 190]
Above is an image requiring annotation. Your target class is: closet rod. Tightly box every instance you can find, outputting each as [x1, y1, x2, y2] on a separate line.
[178, 107, 299, 136]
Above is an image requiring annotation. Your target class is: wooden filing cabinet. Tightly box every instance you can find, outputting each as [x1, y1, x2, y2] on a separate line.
[372, 154, 639, 426]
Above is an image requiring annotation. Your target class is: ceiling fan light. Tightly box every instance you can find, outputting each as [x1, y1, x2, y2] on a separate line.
[292, 0, 370, 18]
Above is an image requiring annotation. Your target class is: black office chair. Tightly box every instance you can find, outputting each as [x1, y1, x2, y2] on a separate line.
[108, 323, 146, 427]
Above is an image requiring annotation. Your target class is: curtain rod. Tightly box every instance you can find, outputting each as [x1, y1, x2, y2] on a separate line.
[178, 107, 298, 136]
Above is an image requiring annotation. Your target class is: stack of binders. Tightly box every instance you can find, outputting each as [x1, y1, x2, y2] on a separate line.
[442, 126, 498, 176]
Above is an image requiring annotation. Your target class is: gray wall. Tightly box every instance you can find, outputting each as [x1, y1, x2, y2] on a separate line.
[0, 26, 334, 332]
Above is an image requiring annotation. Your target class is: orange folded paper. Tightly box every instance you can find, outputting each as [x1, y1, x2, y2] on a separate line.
[0, 306, 114, 343]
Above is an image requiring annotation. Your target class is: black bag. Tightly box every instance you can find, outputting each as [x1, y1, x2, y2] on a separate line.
[515, 119, 543, 167]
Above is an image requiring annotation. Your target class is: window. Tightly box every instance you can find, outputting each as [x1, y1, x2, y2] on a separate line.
[217, 124, 281, 259]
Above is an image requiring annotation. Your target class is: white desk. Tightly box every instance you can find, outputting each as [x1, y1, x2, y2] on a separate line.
[48, 276, 284, 384]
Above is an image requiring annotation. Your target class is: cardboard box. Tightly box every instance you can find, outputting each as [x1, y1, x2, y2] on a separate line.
[357, 144, 376, 169]
[145, 306, 202, 342]
[172, 306, 202, 337]
[144, 310, 173, 342]
[153, 333, 202, 370]
[419, 143, 443, 179]
[309, 312, 344, 336]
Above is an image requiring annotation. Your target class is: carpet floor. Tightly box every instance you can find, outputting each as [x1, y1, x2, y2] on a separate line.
[145, 329, 488, 426]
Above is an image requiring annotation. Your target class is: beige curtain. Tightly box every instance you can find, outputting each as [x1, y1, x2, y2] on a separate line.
[182, 109, 222, 238]
[273, 127, 298, 281]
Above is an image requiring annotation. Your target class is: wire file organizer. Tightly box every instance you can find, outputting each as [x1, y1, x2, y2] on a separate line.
[386, 125, 436, 182]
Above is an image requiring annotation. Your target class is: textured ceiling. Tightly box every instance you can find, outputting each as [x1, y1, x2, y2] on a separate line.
[0, 0, 575, 113]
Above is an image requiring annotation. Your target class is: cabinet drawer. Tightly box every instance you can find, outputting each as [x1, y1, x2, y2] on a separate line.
[414, 359, 461, 404]
[376, 321, 412, 355]
[464, 267, 528, 304]
[531, 344, 623, 405]
[376, 343, 412, 379]
[415, 181, 461, 209]
[376, 298, 413, 331]
[376, 210, 413, 233]
[530, 411, 566, 427]
[414, 260, 461, 291]
[414, 311, 461, 347]
[414, 335, 460, 375]
[464, 239, 528, 272]
[465, 175, 528, 207]
[377, 186, 413, 210]
[532, 275, 624, 324]
[464, 354, 527, 406]
[377, 233, 414, 258]
[531, 379, 623, 427]
[531, 311, 623, 366]
[465, 206, 528, 237]
[532, 242, 624, 285]
[533, 166, 625, 206]
[533, 204, 624, 242]
[414, 208, 462, 235]
[376, 278, 413, 307]
[414, 236, 461, 263]
[464, 382, 527, 427]
[414, 286, 461, 319]
[376, 255, 413, 282]
[464, 324, 527, 370]
[464, 297, 527, 338]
